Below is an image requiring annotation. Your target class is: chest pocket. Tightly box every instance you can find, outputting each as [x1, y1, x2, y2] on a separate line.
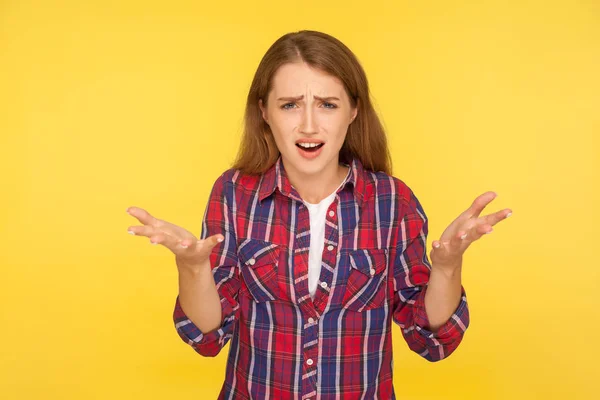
[342, 248, 389, 311]
[237, 239, 281, 303]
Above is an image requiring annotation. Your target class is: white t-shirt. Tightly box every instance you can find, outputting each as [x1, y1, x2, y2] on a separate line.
[303, 174, 348, 299]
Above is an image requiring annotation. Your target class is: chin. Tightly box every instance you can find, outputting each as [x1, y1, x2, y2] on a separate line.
[282, 154, 320, 174]
[298, 157, 334, 176]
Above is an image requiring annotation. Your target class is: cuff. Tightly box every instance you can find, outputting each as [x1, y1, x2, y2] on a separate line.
[173, 294, 235, 347]
[412, 285, 470, 348]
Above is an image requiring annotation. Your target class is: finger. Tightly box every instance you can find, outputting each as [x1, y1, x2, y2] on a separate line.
[127, 211, 196, 243]
[128, 224, 188, 252]
[465, 191, 497, 219]
[469, 223, 494, 241]
[431, 207, 501, 250]
[149, 230, 190, 253]
[173, 235, 224, 269]
[452, 229, 469, 248]
[482, 208, 512, 227]
[432, 229, 465, 251]
[128, 224, 187, 243]
[126, 206, 162, 228]
[445, 228, 474, 250]
[127, 225, 158, 238]
[193, 234, 225, 255]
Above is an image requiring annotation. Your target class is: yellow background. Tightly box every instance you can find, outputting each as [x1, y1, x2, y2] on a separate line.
[1, 0, 598, 398]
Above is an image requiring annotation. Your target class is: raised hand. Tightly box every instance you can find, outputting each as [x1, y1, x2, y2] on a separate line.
[126, 206, 223, 273]
[429, 191, 512, 273]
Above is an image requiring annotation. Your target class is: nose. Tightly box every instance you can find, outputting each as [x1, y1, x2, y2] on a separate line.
[298, 105, 318, 134]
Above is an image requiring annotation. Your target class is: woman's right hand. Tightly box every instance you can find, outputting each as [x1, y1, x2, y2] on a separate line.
[126, 206, 224, 274]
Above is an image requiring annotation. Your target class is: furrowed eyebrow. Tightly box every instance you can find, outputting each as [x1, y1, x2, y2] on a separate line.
[276, 95, 341, 102]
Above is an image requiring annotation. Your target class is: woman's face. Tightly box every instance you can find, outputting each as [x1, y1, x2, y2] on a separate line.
[259, 62, 357, 179]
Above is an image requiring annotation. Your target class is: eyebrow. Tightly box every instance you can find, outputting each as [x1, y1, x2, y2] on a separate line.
[276, 95, 340, 102]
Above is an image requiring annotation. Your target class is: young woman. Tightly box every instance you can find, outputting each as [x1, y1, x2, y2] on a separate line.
[127, 30, 511, 399]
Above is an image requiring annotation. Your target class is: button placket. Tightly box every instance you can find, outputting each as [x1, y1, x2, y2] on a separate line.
[293, 199, 314, 311]
[312, 200, 339, 315]
[302, 314, 319, 394]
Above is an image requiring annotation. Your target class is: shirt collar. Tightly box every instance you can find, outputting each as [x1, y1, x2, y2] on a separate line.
[258, 156, 368, 207]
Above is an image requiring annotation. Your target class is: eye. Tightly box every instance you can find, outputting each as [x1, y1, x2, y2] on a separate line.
[281, 103, 297, 110]
[322, 102, 338, 109]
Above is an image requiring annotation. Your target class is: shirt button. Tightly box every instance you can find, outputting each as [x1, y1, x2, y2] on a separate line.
[327, 245, 334, 251]
[308, 317, 315, 324]
[320, 282, 328, 289]
[370, 268, 376, 276]
[248, 258, 256, 266]
[328, 210, 335, 217]
[306, 358, 314, 366]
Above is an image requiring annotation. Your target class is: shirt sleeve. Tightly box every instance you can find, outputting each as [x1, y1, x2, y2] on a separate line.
[392, 188, 470, 362]
[173, 171, 241, 357]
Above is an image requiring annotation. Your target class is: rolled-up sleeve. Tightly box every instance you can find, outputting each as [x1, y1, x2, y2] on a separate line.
[392, 188, 470, 362]
[173, 171, 240, 357]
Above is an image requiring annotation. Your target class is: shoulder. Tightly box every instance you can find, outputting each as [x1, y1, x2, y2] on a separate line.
[364, 170, 417, 206]
[363, 169, 427, 222]
[210, 167, 264, 194]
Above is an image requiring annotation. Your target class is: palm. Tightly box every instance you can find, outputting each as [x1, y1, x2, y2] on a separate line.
[126, 206, 224, 270]
[429, 191, 512, 270]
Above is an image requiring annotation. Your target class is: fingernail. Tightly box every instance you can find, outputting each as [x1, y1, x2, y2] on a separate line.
[128, 230, 135, 235]
[506, 212, 512, 218]
[150, 240, 158, 245]
[486, 229, 493, 234]
[217, 236, 224, 242]
[460, 233, 467, 240]
[180, 244, 188, 249]
[433, 242, 440, 248]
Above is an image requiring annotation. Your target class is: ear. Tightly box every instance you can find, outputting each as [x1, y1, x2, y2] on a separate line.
[259, 99, 269, 125]
[350, 99, 359, 123]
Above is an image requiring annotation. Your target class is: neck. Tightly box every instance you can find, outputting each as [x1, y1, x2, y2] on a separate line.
[284, 159, 349, 204]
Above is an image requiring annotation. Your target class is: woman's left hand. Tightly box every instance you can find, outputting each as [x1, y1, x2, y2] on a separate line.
[430, 191, 512, 274]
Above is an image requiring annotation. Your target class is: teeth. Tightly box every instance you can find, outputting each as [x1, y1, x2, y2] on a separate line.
[298, 142, 321, 148]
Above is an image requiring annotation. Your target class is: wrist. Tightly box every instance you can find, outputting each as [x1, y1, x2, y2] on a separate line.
[431, 262, 462, 280]
[177, 259, 211, 277]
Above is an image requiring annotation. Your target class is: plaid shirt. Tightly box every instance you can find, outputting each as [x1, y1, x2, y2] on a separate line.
[173, 157, 469, 399]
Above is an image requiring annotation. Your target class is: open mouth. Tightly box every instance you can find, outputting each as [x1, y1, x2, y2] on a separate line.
[296, 143, 325, 153]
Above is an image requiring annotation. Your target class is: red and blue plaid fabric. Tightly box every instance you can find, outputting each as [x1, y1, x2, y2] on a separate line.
[174, 157, 469, 399]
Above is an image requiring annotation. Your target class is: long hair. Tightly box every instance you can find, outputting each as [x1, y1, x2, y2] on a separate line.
[232, 30, 392, 175]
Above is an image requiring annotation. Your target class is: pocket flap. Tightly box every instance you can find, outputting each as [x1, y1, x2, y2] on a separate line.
[238, 239, 280, 269]
[349, 248, 388, 276]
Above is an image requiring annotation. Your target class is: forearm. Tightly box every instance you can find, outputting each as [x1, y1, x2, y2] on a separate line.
[424, 262, 463, 332]
[178, 262, 223, 334]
